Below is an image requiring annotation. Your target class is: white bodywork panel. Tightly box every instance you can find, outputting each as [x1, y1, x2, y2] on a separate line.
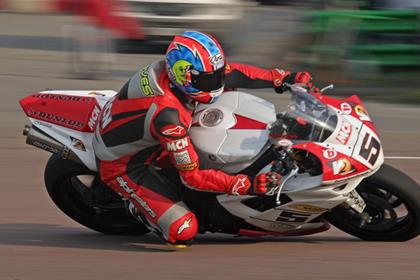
[217, 174, 364, 233]
[190, 91, 276, 173]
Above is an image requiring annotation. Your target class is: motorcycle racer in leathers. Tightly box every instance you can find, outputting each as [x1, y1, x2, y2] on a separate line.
[92, 30, 312, 246]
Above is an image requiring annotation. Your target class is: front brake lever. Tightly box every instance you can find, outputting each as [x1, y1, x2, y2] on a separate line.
[275, 166, 299, 205]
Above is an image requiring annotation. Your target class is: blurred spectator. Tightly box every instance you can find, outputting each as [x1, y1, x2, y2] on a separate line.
[55, 0, 143, 39]
[54, 0, 144, 78]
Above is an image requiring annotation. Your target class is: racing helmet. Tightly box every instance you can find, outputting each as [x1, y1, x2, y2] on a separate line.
[165, 30, 225, 104]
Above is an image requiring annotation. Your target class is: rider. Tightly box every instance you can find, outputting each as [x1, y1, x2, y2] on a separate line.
[93, 30, 312, 246]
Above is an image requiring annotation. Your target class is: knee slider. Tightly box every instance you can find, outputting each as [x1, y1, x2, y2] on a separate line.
[167, 212, 198, 243]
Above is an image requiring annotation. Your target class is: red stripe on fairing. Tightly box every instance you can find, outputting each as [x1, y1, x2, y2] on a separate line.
[231, 114, 267, 130]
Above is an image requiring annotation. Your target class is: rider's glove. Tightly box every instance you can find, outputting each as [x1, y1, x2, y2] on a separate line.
[249, 172, 283, 195]
[273, 70, 313, 93]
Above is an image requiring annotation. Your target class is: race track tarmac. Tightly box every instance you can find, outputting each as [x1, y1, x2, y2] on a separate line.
[1, 13, 420, 280]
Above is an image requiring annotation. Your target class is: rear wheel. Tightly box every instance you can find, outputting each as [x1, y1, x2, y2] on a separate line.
[326, 164, 420, 241]
[44, 154, 149, 235]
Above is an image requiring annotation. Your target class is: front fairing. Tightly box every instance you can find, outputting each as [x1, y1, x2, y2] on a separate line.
[277, 85, 384, 184]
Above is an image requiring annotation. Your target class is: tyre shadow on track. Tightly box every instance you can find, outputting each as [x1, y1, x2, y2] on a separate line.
[0, 223, 361, 252]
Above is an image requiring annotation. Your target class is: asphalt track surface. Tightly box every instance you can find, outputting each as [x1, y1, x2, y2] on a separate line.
[1, 12, 420, 280]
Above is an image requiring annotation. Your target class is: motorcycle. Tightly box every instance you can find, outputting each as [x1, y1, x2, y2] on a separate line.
[19, 84, 420, 241]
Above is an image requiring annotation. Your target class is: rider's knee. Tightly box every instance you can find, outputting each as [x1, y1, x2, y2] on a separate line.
[165, 212, 198, 244]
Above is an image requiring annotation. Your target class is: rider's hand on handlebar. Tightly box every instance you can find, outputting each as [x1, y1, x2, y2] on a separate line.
[273, 70, 313, 93]
[250, 172, 283, 195]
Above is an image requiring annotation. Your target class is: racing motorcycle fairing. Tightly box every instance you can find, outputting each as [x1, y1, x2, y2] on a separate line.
[312, 92, 378, 134]
[20, 92, 101, 132]
[190, 91, 277, 173]
[212, 87, 383, 234]
[275, 87, 384, 184]
[19, 90, 117, 171]
[292, 142, 372, 184]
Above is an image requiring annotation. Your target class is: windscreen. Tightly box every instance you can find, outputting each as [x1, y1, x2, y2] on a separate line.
[275, 85, 338, 142]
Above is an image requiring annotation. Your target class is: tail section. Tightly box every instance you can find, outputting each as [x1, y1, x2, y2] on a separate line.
[19, 90, 117, 171]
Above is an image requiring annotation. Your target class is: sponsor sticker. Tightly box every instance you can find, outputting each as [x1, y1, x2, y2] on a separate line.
[27, 108, 84, 129]
[173, 150, 192, 165]
[276, 210, 311, 223]
[116, 177, 156, 218]
[70, 136, 86, 151]
[340, 103, 352, 115]
[335, 122, 352, 145]
[101, 100, 113, 129]
[33, 94, 92, 103]
[323, 148, 338, 159]
[210, 53, 224, 65]
[343, 189, 366, 213]
[31, 140, 59, 154]
[268, 222, 295, 231]
[88, 105, 101, 131]
[288, 204, 328, 213]
[176, 162, 198, 171]
[332, 158, 354, 175]
[33, 120, 52, 128]
[355, 105, 371, 122]
[166, 138, 189, 151]
[140, 65, 154, 96]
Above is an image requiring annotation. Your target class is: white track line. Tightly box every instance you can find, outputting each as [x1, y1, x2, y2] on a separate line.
[385, 156, 420, 160]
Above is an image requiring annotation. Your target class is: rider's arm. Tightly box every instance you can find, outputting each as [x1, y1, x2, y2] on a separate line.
[151, 108, 251, 195]
[225, 62, 290, 90]
[225, 62, 312, 93]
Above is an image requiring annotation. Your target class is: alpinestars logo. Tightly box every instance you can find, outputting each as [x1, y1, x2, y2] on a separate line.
[116, 177, 156, 218]
[231, 177, 248, 196]
[177, 218, 191, 235]
[162, 125, 185, 136]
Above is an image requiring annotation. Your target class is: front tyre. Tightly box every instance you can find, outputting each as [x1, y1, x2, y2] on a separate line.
[326, 164, 420, 241]
[44, 154, 149, 235]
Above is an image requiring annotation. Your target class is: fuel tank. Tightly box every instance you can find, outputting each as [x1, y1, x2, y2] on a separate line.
[190, 91, 276, 173]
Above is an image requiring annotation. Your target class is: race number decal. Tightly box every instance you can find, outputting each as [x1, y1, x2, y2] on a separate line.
[353, 125, 381, 168]
[359, 133, 381, 166]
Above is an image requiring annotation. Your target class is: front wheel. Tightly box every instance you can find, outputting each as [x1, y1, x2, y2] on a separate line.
[44, 154, 149, 235]
[326, 164, 420, 241]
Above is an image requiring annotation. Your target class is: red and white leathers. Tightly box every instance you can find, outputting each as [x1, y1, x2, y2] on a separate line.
[93, 59, 301, 244]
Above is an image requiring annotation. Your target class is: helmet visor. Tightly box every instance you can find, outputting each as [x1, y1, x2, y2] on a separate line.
[191, 67, 225, 92]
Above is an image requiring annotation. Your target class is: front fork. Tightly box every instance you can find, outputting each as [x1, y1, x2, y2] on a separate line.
[342, 189, 371, 227]
[343, 189, 366, 213]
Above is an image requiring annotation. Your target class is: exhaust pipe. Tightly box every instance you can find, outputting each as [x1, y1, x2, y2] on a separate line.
[23, 125, 82, 164]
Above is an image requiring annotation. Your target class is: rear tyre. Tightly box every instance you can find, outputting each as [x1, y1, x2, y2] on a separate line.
[44, 154, 149, 235]
[326, 164, 420, 241]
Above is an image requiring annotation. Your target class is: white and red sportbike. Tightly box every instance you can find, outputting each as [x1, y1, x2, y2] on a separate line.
[20, 85, 420, 241]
